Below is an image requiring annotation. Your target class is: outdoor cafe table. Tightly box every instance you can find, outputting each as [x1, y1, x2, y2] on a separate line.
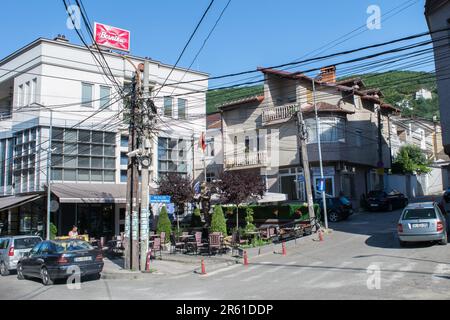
[178, 234, 195, 242]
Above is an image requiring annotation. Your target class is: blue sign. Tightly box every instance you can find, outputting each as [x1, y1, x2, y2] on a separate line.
[166, 203, 175, 214]
[317, 179, 325, 192]
[150, 195, 171, 203]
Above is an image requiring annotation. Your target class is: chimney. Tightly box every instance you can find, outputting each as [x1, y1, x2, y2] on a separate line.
[320, 66, 336, 83]
[53, 34, 69, 42]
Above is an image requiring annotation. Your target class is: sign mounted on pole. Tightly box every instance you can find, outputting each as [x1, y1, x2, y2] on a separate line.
[94, 22, 130, 52]
[150, 195, 171, 204]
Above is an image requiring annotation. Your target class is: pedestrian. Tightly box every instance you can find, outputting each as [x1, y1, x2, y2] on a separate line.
[68, 225, 78, 239]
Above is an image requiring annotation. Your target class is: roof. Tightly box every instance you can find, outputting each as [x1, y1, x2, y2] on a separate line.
[301, 102, 355, 114]
[405, 202, 435, 209]
[50, 183, 136, 204]
[0, 194, 43, 212]
[218, 95, 264, 110]
[425, 0, 449, 16]
[207, 113, 222, 129]
[335, 77, 365, 87]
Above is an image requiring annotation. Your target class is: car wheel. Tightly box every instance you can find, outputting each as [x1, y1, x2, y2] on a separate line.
[387, 203, 393, 211]
[1, 262, 10, 276]
[17, 263, 24, 280]
[328, 211, 339, 222]
[41, 267, 54, 286]
[90, 273, 101, 281]
[440, 233, 448, 245]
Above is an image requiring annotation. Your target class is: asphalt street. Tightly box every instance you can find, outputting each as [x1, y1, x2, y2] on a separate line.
[1, 209, 450, 300]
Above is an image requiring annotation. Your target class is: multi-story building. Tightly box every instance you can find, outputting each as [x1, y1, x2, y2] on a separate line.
[0, 35, 208, 237]
[425, 0, 450, 156]
[218, 66, 398, 208]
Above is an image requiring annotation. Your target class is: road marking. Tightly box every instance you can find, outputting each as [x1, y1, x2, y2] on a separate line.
[199, 264, 241, 277]
[242, 261, 297, 282]
[432, 263, 450, 283]
[303, 261, 353, 285]
[220, 265, 261, 279]
[291, 261, 323, 275]
[385, 262, 416, 283]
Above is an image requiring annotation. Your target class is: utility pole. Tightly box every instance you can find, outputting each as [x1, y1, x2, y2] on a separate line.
[296, 108, 316, 230]
[312, 79, 328, 230]
[124, 71, 140, 271]
[375, 97, 384, 190]
[46, 109, 53, 240]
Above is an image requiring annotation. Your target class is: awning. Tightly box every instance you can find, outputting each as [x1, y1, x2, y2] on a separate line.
[50, 183, 128, 204]
[0, 194, 43, 212]
[257, 192, 287, 204]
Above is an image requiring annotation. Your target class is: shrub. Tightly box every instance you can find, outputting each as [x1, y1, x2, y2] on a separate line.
[245, 207, 256, 232]
[211, 205, 227, 235]
[157, 206, 172, 242]
[50, 223, 57, 240]
[191, 207, 203, 228]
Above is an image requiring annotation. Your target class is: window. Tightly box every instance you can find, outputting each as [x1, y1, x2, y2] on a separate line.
[306, 117, 345, 143]
[164, 97, 173, 117]
[206, 172, 215, 183]
[100, 86, 111, 109]
[158, 137, 188, 175]
[31, 78, 37, 104]
[355, 130, 362, 147]
[25, 82, 30, 106]
[121, 153, 128, 166]
[121, 170, 127, 183]
[178, 98, 187, 120]
[78, 169, 90, 181]
[18, 85, 24, 107]
[120, 135, 128, 148]
[82, 83, 93, 107]
[206, 138, 215, 157]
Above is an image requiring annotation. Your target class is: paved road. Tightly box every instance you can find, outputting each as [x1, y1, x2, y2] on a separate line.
[1, 209, 450, 300]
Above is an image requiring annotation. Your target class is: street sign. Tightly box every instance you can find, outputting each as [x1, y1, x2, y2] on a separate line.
[150, 195, 171, 203]
[94, 22, 130, 52]
[317, 178, 325, 192]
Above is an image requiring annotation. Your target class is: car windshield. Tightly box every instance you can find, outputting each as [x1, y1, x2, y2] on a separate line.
[14, 237, 41, 249]
[53, 240, 93, 253]
[403, 208, 436, 220]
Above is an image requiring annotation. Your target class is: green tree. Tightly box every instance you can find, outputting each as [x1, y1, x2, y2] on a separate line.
[50, 223, 57, 240]
[156, 206, 172, 242]
[392, 144, 432, 175]
[210, 205, 227, 235]
[244, 207, 256, 232]
[191, 207, 203, 228]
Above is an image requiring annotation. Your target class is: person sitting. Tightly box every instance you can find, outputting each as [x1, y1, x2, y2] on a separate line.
[68, 226, 79, 239]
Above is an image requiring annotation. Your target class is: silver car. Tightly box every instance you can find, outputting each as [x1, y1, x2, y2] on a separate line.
[397, 202, 448, 247]
[0, 236, 42, 276]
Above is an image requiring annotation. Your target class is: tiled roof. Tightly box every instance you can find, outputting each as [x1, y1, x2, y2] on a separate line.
[301, 102, 355, 114]
[218, 95, 264, 109]
[207, 112, 221, 129]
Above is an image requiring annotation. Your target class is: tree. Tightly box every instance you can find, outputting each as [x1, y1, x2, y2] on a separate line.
[156, 206, 172, 242]
[215, 171, 265, 230]
[210, 205, 227, 235]
[191, 207, 203, 228]
[244, 207, 256, 233]
[392, 144, 432, 175]
[158, 173, 195, 230]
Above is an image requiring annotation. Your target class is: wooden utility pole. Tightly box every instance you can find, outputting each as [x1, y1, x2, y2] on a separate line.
[296, 108, 316, 230]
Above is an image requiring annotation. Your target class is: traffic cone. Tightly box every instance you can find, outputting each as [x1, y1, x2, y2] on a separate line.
[243, 251, 249, 266]
[282, 241, 287, 256]
[201, 259, 206, 275]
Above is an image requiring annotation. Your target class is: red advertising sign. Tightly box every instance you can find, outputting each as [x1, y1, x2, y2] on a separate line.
[94, 22, 130, 52]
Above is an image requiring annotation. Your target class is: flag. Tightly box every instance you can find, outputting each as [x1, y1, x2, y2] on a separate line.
[194, 181, 201, 194]
[198, 132, 206, 152]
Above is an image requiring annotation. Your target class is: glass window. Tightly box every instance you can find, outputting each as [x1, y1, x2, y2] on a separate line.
[65, 129, 77, 142]
[78, 144, 90, 155]
[104, 145, 115, 157]
[306, 118, 345, 143]
[164, 97, 173, 117]
[65, 156, 77, 168]
[104, 158, 115, 169]
[78, 156, 90, 168]
[78, 130, 90, 142]
[100, 86, 111, 109]
[91, 170, 103, 181]
[206, 138, 214, 157]
[63, 169, 76, 181]
[121, 153, 128, 166]
[91, 145, 103, 156]
[403, 209, 436, 220]
[104, 170, 115, 182]
[178, 98, 187, 120]
[92, 132, 103, 144]
[120, 170, 127, 183]
[64, 143, 77, 155]
[78, 169, 90, 181]
[52, 142, 63, 154]
[120, 135, 128, 148]
[52, 168, 63, 180]
[91, 157, 103, 168]
[52, 128, 64, 141]
[52, 155, 63, 167]
[82, 83, 93, 107]
[104, 132, 115, 144]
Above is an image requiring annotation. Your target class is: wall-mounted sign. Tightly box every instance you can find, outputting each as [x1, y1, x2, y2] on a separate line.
[94, 22, 130, 52]
[150, 195, 171, 204]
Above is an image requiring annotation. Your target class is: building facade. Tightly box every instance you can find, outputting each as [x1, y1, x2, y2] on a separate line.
[0, 35, 208, 237]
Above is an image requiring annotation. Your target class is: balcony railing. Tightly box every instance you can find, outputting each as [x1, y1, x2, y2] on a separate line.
[262, 103, 299, 125]
[225, 150, 267, 169]
[0, 111, 12, 121]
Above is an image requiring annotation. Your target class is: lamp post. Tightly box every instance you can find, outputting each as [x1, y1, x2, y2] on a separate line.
[312, 78, 328, 230]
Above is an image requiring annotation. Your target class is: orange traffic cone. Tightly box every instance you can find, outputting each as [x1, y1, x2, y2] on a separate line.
[282, 241, 287, 255]
[201, 259, 206, 275]
[243, 251, 249, 266]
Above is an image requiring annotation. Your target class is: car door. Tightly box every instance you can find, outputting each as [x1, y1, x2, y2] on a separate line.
[24, 242, 44, 276]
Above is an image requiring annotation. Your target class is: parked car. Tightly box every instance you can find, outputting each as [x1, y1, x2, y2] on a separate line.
[0, 236, 42, 276]
[17, 239, 104, 285]
[367, 190, 408, 211]
[443, 188, 450, 203]
[397, 202, 448, 247]
[317, 197, 353, 222]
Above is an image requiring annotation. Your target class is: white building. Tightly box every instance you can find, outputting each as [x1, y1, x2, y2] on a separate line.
[415, 88, 433, 100]
[0, 35, 208, 237]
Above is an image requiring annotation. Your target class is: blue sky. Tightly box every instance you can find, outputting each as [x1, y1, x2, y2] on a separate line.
[1, 0, 429, 84]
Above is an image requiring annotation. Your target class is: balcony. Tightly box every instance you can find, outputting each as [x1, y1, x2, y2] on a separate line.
[262, 103, 299, 126]
[0, 111, 12, 120]
[224, 150, 267, 170]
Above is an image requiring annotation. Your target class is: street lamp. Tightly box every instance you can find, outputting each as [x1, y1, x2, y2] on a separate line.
[312, 77, 329, 230]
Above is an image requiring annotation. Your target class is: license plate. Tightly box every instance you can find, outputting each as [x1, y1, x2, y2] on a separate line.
[412, 223, 428, 228]
[75, 256, 92, 262]
[370, 204, 378, 207]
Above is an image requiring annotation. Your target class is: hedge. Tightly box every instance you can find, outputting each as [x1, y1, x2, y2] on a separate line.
[222, 203, 321, 222]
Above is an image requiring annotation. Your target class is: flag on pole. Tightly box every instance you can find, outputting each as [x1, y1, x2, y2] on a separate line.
[198, 132, 207, 152]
